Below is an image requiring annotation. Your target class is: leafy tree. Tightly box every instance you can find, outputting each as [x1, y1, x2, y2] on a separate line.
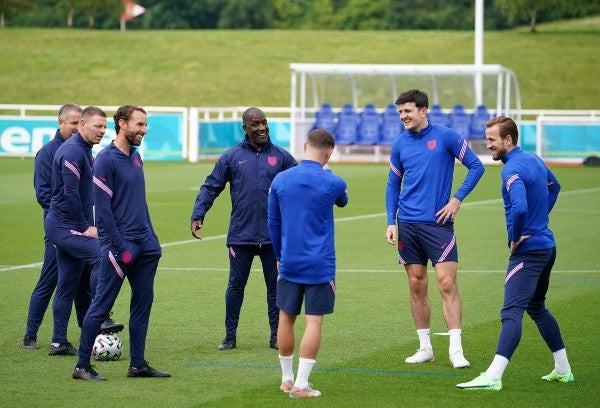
[218, 0, 274, 29]
[335, 0, 392, 30]
[1, 0, 34, 28]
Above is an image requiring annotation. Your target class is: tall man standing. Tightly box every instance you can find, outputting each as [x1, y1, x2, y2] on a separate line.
[190, 107, 297, 350]
[268, 128, 348, 398]
[385, 90, 484, 368]
[457, 116, 573, 390]
[73, 105, 169, 381]
[22, 103, 84, 350]
[44, 106, 118, 356]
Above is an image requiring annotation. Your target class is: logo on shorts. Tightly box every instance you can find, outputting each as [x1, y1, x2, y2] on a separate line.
[268, 156, 278, 166]
[397, 240, 404, 251]
[427, 140, 436, 150]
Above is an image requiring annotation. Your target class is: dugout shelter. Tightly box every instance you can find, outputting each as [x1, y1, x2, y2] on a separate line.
[289, 63, 521, 160]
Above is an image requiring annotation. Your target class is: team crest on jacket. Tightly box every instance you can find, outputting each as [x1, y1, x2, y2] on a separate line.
[268, 156, 278, 166]
[133, 156, 142, 167]
[427, 140, 436, 150]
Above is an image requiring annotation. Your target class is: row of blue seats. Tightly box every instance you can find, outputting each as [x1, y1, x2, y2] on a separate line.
[311, 102, 491, 146]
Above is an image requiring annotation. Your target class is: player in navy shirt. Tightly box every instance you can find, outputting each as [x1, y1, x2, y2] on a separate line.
[22, 103, 83, 350]
[190, 107, 297, 351]
[73, 105, 169, 381]
[385, 90, 484, 368]
[457, 116, 574, 390]
[44, 106, 108, 356]
[268, 128, 348, 398]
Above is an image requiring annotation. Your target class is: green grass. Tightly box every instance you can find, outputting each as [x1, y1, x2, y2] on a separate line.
[0, 17, 598, 109]
[1, 158, 599, 407]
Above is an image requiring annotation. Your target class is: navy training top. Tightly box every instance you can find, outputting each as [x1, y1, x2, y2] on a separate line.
[47, 132, 94, 231]
[93, 142, 156, 254]
[190, 136, 297, 245]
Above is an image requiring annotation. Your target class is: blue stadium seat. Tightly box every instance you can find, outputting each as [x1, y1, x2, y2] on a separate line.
[334, 103, 359, 145]
[449, 103, 471, 140]
[356, 103, 381, 145]
[427, 104, 449, 127]
[469, 104, 490, 140]
[379, 103, 404, 145]
[312, 102, 336, 134]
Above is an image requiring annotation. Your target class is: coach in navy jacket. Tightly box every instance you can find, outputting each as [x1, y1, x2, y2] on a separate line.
[191, 107, 297, 351]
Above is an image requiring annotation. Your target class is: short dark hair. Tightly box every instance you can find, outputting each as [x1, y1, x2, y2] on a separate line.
[486, 115, 519, 145]
[395, 89, 429, 109]
[81, 106, 106, 121]
[307, 128, 335, 150]
[113, 105, 146, 133]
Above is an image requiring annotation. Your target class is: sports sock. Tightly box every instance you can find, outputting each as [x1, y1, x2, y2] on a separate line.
[553, 348, 571, 374]
[294, 357, 316, 390]
[448, 328, 463, 354]
[417, 329, 432, 350]
[485, 354, 509, 381]
[279, 354, 294, 383]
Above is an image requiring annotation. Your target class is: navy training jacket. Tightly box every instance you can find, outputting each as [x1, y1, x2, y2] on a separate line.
[191, 136, 297, 246]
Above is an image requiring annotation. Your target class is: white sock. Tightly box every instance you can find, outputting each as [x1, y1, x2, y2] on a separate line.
[553, 348, 571, 374]
[448, 328, 463, 354]
[485, 354, 509, 381]
[294, 357, 316, 390]
[279, 354, 294, 383]
[417, 329, 432, 350]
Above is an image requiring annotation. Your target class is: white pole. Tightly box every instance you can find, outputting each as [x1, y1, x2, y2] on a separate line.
[474, 0, 484, 106]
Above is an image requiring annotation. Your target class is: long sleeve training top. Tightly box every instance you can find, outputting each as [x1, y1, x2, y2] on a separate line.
[386, 124, 484, 225]
[500, 146, 560, 253]
[268, 160, 348, 284]
[48, 132, 94, 231]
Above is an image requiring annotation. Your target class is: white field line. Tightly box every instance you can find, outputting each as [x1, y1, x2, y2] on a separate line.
[2, 187, 599, 273]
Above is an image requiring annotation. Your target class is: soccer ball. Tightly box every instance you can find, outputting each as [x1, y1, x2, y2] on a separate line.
[92, 333, 122, 361]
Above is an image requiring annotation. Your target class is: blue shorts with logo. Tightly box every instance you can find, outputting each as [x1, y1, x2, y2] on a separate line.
[276, 277, 336, 315]
[397, 222, 458, 266]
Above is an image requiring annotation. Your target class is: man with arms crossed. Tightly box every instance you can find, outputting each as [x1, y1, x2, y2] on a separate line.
[268, 128, 348, 398]
[385, 90, 484, 368]
[457, 116, 573, 390]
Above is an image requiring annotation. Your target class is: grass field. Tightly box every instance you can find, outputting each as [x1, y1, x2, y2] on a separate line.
[0, 16, 599, 109]
[1, 157, 599, 407]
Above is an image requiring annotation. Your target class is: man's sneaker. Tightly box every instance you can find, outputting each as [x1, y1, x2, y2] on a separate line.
[289, 386, 321, 398]
[542, 369, 574, 383]
[280, 380, 294, 393]
[405, 348, 434, 364]
[270, 334, 279, 350]
[48, 342, 78, 356]
[22, 335, 39, 349]
[456, 372, 502, 390]
[127, 361, 171, 378]
[72, 365, 107, 381]
[449, 350, 471, 368]
[100, 314, 124, 334]
[218, 336, 236, 350]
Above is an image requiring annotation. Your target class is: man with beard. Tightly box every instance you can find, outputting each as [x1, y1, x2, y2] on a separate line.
[73, 105, 169, 380]
[190, 107, 297, 351]
[456, 116, 573, 390]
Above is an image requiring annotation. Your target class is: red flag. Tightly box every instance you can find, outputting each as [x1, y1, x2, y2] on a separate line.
[120, 0, 145, 23]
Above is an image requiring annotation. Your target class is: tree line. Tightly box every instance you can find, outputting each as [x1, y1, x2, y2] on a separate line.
[2, 0, 599, 31]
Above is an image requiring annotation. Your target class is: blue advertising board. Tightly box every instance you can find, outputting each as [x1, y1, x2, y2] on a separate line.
[0, 113, 184, 161]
